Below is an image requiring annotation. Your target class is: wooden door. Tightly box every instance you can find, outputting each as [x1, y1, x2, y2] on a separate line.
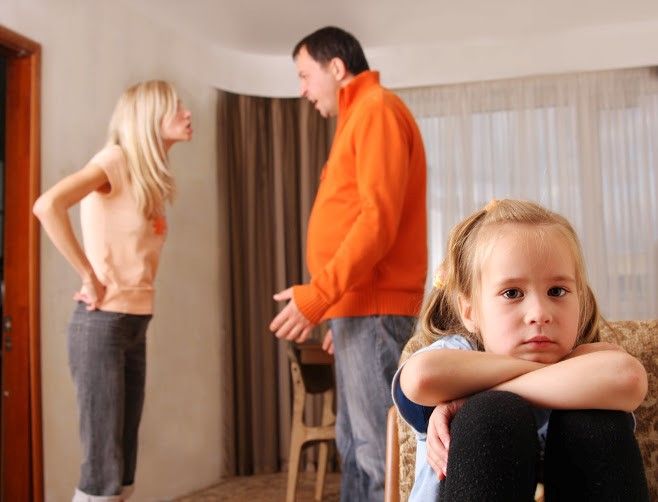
[0, 24, 42, 502]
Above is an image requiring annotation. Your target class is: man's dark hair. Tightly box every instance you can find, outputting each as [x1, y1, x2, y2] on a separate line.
[292, 26, 369, 75]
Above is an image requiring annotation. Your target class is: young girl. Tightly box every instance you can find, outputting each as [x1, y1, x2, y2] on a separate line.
[33, 80, 192, 502]
[393, 199, 649, 501]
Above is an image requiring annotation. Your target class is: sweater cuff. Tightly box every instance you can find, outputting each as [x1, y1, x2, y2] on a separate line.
[293, 284, 331, 324]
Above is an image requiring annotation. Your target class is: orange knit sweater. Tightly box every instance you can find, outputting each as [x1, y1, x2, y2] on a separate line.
[293, 71, 427, 323]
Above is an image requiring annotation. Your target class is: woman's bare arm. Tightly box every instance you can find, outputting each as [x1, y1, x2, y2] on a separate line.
[33, 163, 108, 280]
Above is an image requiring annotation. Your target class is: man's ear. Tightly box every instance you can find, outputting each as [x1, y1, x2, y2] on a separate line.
[329, 57, 348, 82]
[458, 295, 477, 333]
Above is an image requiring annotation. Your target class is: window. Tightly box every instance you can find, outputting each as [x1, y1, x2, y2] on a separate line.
[398, 67, 658, 319]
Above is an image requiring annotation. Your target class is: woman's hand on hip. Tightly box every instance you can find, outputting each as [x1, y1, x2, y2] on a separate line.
[73, 274, 106, 311]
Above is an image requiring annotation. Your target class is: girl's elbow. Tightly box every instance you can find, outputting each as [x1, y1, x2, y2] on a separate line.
[616, 354, 648, 411]
[400, 362, 445, 405]
[399, 364, 427, 404]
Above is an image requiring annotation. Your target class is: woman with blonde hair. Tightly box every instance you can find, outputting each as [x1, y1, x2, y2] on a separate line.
[33, 80, 192, 501]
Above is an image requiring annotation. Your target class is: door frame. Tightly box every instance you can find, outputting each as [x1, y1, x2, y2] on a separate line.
[0, 24, 42, 502]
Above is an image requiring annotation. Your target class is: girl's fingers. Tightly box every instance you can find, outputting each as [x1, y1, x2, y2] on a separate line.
[427, 420, 448, 478]
[436, 414, 451, 449]
[427, 402, 459, 479]
[426, 450, 443, 480]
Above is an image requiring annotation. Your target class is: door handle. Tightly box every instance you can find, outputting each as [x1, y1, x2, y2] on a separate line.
[3, 316, 12, 351]
[3, 315, 11, 333]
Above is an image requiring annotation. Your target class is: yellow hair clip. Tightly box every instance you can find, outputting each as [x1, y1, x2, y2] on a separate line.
[433, 266, 446, 289]
[484, 198, 499, 212]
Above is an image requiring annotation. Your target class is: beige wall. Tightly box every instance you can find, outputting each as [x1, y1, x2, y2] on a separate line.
[1, 1, 225, 500]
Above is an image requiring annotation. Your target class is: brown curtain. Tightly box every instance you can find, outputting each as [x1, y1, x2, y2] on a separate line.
[217, 90, 335, 476]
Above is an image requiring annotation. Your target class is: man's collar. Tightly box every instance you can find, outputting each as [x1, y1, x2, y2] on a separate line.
[338, 71, 380, 113]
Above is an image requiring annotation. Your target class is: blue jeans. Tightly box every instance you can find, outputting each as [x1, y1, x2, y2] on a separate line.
[68, 302, 151, 500]
[330, 315, 416, 502]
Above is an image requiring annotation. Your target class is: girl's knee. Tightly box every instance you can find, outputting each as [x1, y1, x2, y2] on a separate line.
[452, 390, 536, 441]
[545, 410, 648, 500]
[549, 409, 634, 444]
[464, 389, 528, 409]
[444, 391, 540, 497]
[457, 391, 532, 422]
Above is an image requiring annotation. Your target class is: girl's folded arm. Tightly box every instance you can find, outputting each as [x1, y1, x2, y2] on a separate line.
[494, 349, 647, 412]
[399, 348, 545, 406]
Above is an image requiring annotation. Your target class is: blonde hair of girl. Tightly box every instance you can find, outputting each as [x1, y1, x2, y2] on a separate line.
[106, 80, 179, 219]
[421, 199, 601, 349]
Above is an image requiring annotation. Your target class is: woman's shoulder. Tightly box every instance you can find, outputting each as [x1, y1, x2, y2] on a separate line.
[89, 144, 126, 170]
[87, 144, 128, 193]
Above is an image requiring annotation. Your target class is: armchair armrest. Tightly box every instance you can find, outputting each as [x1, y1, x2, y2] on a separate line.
[385, 406, 400, 502]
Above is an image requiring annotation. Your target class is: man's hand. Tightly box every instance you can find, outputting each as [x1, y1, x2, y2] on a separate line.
[322, 329, 334, 355]
[426, 398, 465, 480]
[270, 287, 315, 342]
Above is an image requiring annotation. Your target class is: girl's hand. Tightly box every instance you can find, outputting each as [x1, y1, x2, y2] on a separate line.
[73, 274, 106, 311]
[426, 398, 465, 480]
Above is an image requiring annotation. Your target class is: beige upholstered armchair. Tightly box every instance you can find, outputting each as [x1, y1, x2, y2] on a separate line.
[385, 320, 658, 502]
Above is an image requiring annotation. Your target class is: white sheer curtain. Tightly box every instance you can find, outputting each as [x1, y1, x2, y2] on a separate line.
[397, 67, 658, 320]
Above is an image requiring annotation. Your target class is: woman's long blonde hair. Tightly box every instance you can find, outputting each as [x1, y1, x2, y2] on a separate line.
[107, 80, 178, 218]
[421, 199, 601, 349]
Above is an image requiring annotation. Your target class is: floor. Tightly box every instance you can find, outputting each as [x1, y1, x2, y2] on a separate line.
[175, 472, 340, 502]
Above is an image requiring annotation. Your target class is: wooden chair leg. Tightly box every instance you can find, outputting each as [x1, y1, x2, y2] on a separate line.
[287, 362, 307, 502]
[321, 389, 335, 424]
[287, 356, 336, 502]
[385, 406, 400, 502]
[314, 441, 329, 501]
[314, 389, 335, 501]
[286, 423, 304, 502]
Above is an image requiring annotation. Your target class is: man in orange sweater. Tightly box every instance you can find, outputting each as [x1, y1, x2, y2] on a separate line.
[270, 26, 427, 501]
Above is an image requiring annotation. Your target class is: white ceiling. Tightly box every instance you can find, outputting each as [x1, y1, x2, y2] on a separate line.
[122, 0, 658, 96]
[127, 0, 658, 55]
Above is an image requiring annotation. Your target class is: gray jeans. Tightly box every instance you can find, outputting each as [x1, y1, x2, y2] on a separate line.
[68, 302, 151, 499]
[329, 315, 416, 502]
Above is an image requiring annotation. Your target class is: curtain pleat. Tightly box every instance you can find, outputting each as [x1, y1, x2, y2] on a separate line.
[217, 91, 334, 476]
